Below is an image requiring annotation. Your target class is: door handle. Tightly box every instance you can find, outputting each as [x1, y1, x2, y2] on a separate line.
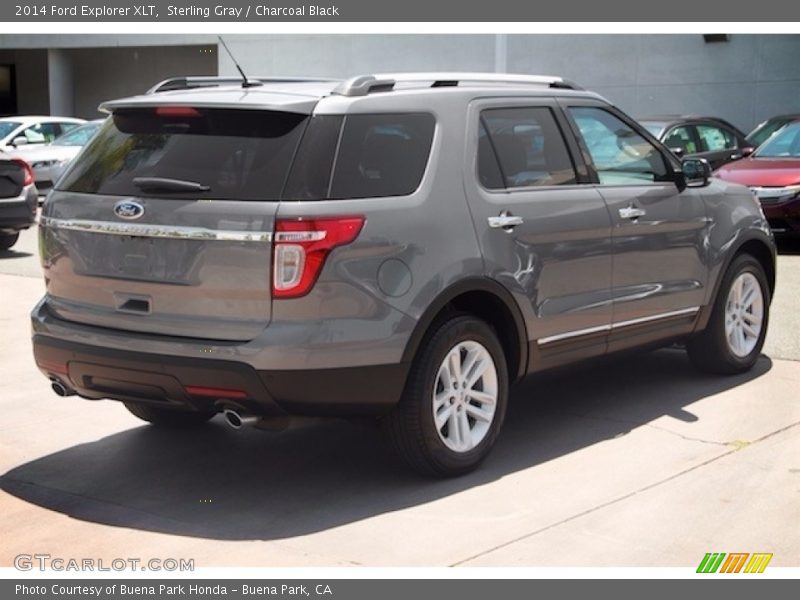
[618, 206, 646, 220]
[488, 212, 524, 230]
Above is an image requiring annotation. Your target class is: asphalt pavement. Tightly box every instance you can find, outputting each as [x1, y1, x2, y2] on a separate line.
[1, 224, 798, 567]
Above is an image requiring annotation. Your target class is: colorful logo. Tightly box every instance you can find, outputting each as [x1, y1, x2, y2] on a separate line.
[697, 552, 773, 573]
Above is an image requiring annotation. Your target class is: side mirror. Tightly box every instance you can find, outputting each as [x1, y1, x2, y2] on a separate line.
[681, 158, 712, 188]
[669, 146, 685, 158]
[11, 136, 28, 147]
[740, 146, 755, 157]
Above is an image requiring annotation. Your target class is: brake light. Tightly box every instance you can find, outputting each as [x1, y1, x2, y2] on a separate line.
[155, 106, 202, 117]
[12, 158, 34, 187]
[272, 216, 365, 298]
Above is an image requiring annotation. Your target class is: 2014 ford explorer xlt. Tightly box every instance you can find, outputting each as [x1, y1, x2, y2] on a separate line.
[32, 74, 776, 476]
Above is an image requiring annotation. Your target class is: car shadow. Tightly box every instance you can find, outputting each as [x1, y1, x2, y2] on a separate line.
[776, 237, 800, 255]
[0, 250, 33, 260]
[0, 348, 772, 542]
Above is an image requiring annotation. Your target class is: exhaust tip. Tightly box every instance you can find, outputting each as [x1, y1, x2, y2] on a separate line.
[222, 408, 261, 430]
[223, 408, 245, 430]
[50, 379, 74, 397]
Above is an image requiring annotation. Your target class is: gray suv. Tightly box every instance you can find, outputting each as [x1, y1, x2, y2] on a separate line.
[32, 73, 776, 476]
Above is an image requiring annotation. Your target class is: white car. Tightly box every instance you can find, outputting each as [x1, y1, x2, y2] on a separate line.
[0, 116, 86, 153]
[7, 120, 104, 193]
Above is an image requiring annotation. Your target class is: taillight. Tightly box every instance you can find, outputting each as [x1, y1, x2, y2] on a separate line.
[12, 158, 34, 187]
[272, 216, 365, 298]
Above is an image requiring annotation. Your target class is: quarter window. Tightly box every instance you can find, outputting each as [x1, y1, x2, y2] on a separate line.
[285, 113, 435, 200]
[569, 107, 669, 185]
[329, 113, 435, 199]
[478, 107, 577, 189]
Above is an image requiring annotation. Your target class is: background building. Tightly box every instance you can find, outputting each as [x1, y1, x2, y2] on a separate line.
[0, 34, 798, 131]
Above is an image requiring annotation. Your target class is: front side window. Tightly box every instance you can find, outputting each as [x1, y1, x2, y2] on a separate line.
[478, 106, 577, 190]
[569, 106, 669, 185]
[696, 124, 736, 151]
[22, 122, 61, 144]
[663, 126, 698, 155]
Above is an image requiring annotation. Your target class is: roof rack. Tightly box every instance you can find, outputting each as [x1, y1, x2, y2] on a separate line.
[332, 72, 583, 97]
[147, 76, 338, 94]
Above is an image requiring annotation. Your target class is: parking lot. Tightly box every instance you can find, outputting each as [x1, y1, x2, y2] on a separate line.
[0, 223, 798, 568]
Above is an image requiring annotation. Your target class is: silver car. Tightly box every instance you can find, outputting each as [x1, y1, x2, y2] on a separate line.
[0, 116, 86, 153]
[8, 120, 104, 194]
[31, 74, 776, 476]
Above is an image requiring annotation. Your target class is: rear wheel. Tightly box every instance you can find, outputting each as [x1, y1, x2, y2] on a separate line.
[383, 315, 508, 477]
[124, 402, 215, 427]
[0, 232, 19, 250]
[687, 254, 770, 374]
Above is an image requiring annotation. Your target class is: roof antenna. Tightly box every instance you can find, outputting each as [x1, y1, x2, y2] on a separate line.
[218, 36, 262, 88]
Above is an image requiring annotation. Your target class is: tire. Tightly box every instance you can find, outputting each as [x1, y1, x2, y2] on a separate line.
[0, 232, 19, 251]
[124, 402, 216, 427]
[383, 315, 509, 477]
[687, 254, 770, 374]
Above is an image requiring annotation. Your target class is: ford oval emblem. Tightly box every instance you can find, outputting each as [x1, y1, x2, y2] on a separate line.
[114, 200, 145, 220]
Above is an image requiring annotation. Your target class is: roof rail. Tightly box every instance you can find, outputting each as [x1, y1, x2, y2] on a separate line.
[147, 76, 338, 94]
[332, 72, 583, 97]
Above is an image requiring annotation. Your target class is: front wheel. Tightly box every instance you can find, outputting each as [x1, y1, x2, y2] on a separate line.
[687, 254, 770, 374]
[383, 315, 509, 477]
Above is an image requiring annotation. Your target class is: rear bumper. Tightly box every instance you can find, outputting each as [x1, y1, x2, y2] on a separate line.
[0, 185, 37, 232]
[32, 334, 408, 417]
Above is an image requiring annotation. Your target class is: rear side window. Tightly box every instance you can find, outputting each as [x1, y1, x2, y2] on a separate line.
[478, 107, 577, 189]
[284, 113, 435, 200]
[696, 123, 736, 151]
[58, 108, 308, 201]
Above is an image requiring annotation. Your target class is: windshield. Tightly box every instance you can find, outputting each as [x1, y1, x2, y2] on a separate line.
[0, 121, 21, 140]
[754, 122, 800, 158]
[747, 118, 794, 148]
[52, 121, 102, 146]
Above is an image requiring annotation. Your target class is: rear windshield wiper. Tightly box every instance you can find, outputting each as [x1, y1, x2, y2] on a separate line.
[132, 177, 210, 193]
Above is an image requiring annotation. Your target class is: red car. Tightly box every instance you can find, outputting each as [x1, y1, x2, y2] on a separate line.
[716, 121, 800, 236]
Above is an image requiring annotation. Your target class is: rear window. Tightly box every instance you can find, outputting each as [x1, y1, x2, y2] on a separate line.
[284, 112, 435, 200]
[58, 108, 308, 201]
